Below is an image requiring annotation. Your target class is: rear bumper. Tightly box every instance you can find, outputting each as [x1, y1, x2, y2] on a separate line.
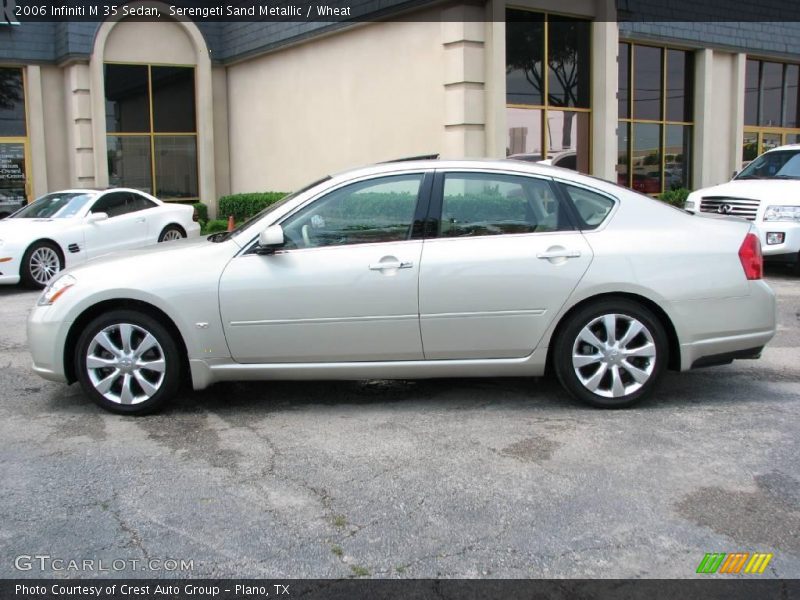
[674, 280, 776, 371]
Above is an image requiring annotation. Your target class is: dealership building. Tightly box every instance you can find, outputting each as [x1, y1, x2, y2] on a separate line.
[1, 0, 800, 216]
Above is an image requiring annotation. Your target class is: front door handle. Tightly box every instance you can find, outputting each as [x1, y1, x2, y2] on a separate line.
[135, 217, 146, 223]
[369, 258, 414, 271]
[537, 249, 581, 259]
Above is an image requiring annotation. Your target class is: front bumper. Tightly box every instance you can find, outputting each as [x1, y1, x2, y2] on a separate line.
[0, 253, 21, 285]
[755, 220, 800, 258]
[27, 305, 72, 383]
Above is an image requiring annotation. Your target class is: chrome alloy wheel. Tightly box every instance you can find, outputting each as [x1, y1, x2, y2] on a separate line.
[571, 313, 657, 399]
[85, 323, 166, 405]
[161, 228, 183, 241]
[29, 246, 61, 286]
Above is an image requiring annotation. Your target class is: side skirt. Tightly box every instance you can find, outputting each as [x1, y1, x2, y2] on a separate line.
[189, 349, 549, 390]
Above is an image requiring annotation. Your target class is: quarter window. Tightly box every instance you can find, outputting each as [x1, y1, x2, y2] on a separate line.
[440, 173, 570, 237]
[281, 175, 422, 249]
[560, 184, 615, 229]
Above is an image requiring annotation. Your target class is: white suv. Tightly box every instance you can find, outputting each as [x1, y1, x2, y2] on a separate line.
[685, 144, 800, 272]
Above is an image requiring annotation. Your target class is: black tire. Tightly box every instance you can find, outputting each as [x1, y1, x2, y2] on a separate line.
[553, 298, 668, 409]
[74, 310, 182, 415]
[158, 224, 185, 243]
[20, 241, 64, 289]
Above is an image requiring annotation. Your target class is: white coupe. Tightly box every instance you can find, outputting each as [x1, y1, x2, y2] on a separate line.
[0, 188, 201, 288]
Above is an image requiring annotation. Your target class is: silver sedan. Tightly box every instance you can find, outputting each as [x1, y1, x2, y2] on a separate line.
[27, 160, 776, 414]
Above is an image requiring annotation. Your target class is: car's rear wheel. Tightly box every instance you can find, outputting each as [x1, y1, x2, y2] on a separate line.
[75, 310, 182, 415]
[553, 298, 668, 408]
[158, 225, 185, 242]
[21, 241, 63, 289]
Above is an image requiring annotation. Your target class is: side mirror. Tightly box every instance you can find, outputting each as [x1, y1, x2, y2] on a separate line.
[86, 212, 109, 223]
[256, 224, 285, 254]
[732, 170, 739, 179]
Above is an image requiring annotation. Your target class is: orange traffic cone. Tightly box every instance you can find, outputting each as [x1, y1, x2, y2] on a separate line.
[227, 215, 235, 231]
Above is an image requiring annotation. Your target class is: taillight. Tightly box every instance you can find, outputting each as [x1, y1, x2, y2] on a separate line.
[738, 232, 763, 280]
[192, 207, 199, 222]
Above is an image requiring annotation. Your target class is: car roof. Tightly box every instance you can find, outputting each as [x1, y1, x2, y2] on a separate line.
[766, 143, 800, 153]
[329, 158, 621, 195]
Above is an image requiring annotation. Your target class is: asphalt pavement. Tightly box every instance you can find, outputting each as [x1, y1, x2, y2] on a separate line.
[1, 269, 798, 579]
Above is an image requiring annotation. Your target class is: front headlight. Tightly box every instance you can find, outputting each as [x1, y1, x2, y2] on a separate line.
[38, 274, 76, 306]
[763, 205, 800, 222]
[684, 200, 695, 211]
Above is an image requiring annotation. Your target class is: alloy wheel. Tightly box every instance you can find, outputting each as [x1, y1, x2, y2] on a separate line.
[29, 246, 61, 286]
[161, 228, 183, 242]
[85, 323, 167, 405]
[571, 313, 657, 399]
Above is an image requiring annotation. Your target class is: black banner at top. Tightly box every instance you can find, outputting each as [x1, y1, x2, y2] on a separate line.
[2, 0, 800, 23]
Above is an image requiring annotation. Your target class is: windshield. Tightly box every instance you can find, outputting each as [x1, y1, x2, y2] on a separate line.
[736, 149, 800, 180]
[12, 192, 94, 219]
[209, 176, 332, 242]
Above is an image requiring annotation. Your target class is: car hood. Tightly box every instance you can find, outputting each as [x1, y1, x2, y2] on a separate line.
[692, 179, 800, 202]
[63, 235, 240, 284]
[0, 218, 72, 241]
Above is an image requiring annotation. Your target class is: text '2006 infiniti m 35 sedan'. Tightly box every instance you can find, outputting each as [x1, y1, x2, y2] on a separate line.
[28, 160, 776, 414]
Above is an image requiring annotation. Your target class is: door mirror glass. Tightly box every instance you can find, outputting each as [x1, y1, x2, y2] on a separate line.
[257, 224, 285, 252]
[86, 212, 109, 223]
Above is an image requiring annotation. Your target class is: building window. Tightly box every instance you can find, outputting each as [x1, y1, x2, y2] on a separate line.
[617, 43, 694, 194]
[104, 64, 198, 200]
[506, 9, 591, 173]
[743, 58, 800, 162]
[0, 67, 29, 208]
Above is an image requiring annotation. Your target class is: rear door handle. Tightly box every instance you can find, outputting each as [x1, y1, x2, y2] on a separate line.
[135, 217, 146, 223]
[537, 249, 581, 259]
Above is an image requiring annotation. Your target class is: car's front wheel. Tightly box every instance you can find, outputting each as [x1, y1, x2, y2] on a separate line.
[21, 241, 63, 289]
[75, 310, 182, 415]
[553, 298, 668, 408]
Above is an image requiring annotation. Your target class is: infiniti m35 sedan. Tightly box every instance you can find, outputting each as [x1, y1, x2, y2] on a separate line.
[28, 160, 776, 414]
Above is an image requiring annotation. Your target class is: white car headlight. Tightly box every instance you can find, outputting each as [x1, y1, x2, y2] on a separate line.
[763, 205, 800, 222]
[684, 200, 695, 211]
[38, 274, 77, 306]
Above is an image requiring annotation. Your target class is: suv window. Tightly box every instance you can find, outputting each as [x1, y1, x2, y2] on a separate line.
[560, 184, 615, 229]
[281, 174, 422, 249]
[439, 173, 570, 237]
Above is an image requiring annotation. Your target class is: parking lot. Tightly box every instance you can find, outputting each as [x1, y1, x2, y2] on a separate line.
[0, 270, 798, 579]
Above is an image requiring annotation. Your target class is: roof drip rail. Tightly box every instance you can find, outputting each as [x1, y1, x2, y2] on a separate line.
[379, 154, 440, 163]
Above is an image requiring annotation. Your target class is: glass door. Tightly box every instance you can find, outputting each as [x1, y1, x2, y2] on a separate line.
[0, 140, 29, 217]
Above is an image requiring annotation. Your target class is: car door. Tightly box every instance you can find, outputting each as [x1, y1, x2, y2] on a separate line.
[83, 191, 148, 258]
[418, 170, 594, 360]
[218, 172, 430, 364]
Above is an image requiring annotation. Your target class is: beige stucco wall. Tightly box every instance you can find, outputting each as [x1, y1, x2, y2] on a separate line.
[693, 49, 744, 188]
[226, 14, 445, 193]
[102, 19, 197, 64]
[40, 66, 70, 192]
